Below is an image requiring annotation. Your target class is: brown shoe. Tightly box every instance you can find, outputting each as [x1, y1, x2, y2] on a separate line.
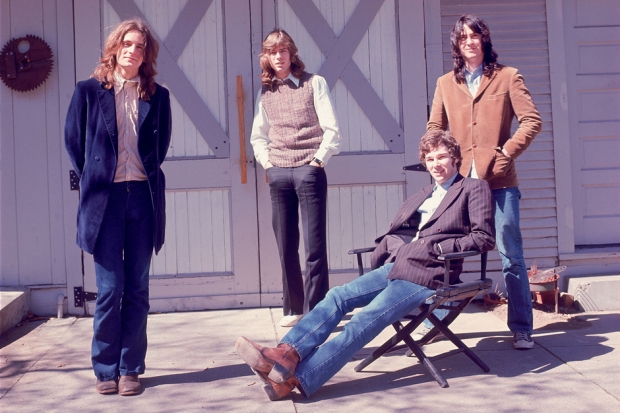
[96, 379, 118, 394]
[252, 368, 300, 401]
[118, 375, 141, 396]
[235, 337, 300, 383]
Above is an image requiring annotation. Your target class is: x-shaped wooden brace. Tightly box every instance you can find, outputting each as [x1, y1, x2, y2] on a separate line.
[108, 0, 229, 158]
[288, 0, 404, 153]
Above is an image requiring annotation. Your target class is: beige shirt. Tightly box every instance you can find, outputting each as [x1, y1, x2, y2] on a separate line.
[113, 71, 147, 182]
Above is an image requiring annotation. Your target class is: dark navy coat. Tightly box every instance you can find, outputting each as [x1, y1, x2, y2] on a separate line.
[65, 78, 171, 254]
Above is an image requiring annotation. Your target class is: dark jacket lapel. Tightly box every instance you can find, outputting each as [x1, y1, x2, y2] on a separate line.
[420, 174, 465, 230]
[96, 86, 118, 152]
[389, 184, 434, 232]
[138, 93, 153, 133]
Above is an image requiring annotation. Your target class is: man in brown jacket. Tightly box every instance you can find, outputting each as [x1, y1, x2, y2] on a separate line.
[428, 14, 542, 349]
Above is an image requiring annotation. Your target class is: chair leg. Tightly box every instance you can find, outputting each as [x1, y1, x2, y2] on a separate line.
[402, 330, 449, 388]
[354, 321, 408, 372]
[427, 312, 490, 373]
[355, 308, 452, 388]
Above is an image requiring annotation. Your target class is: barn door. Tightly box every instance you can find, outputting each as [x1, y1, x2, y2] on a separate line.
[76, 0, 261, 312]
[254, 0, 430, 305]
[563, 0, 620, 247]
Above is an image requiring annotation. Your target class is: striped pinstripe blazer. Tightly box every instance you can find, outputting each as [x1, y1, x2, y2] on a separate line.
[370, 174, 496, 289]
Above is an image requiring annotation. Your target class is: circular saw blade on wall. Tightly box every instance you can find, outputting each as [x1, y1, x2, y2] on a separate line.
[0, 35, 54, 92]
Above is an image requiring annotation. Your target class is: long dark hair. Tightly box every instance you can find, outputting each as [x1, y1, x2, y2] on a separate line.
[259, 29, 305, 89]
[92, 18, 159, 100]
[450, 14, 500, 83]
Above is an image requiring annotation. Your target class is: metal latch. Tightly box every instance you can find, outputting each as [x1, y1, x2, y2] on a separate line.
[74, 286, 97, 307]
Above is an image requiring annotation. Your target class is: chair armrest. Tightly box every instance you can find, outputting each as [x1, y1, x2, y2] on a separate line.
[348, 247, 376, 276]
[437, 250, 488, 286]
[437, 250, 480, 261]
[348, 247, 376, 255]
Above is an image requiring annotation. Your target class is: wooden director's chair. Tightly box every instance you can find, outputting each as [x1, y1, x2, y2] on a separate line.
[347, 163, 493, 388]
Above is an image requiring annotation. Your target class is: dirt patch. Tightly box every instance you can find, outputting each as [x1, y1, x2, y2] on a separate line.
[477, 300, 592, 331]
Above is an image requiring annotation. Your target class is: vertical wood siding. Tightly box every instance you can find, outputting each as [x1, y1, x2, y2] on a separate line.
[441, 0, 558, 270]
[277, 0, 399, 153]
[326, 184, 404, 271]
[272, 0, 407, 276]
[151, 189, 232, 276]
[0, 0, 75, 286]
[103, 0, 226, 158]
[105, 0, 236, 282]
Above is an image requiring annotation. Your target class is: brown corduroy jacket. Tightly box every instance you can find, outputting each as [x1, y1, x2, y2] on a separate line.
[427, 66, 542, 190]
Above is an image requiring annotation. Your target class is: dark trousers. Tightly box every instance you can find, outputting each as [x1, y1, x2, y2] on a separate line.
[91, 181, 154, 381]
[267, 165, 329, 315]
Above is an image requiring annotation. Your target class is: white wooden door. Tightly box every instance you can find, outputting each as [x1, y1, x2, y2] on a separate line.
[563, 0, 620, 246]
[253, 0, 430, 305]
[76, 0, 260, 313]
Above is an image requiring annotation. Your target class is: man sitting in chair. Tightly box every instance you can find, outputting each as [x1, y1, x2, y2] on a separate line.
[235, 130, 496, 400]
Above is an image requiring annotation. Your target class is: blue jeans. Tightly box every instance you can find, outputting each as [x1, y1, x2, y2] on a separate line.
[424, 187, 533, 333]
[280, 263, 434, 397]
[91, 181, 154, 381]
[493, 187, 533, 334]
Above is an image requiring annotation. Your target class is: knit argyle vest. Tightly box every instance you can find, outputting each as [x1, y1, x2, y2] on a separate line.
[260, 72, 323, 167]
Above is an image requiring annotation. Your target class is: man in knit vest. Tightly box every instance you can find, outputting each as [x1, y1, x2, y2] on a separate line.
[250, 29, 341, 327]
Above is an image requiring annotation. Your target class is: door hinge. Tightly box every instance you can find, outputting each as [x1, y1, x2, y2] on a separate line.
[74, 286, 97, 307]
[70, 170, 80, 190]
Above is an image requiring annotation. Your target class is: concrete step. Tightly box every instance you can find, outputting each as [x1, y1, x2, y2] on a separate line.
[566, 275, 620, 311]
[0, 287, 30, 336]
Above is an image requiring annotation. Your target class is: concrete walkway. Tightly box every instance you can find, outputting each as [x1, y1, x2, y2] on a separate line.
[1, 306, 618, 413]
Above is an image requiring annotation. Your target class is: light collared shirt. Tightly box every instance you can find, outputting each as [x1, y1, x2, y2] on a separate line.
[412, 172, 459, 244]
[465, 64, 483, 98]
[250, 73, 341, 168]
[113, 71, 147, 182]
[465, 64, 483, 179]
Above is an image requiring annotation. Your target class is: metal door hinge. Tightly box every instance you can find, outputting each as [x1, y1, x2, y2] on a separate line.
[70, 170, 80, 190]
[74, 286, 97, 307]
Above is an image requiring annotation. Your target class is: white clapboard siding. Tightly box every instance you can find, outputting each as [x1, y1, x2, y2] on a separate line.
[326, 184, 404, 271]
[441, 0, 558, 273]
[151, 189, 232, 276]
[277, 0, 398, 153]
[104, 0, 225, 158]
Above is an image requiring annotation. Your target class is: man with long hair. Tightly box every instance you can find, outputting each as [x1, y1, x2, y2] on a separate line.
[250, 29, 341, 327]
[65, 18, 171, 395]
[428, 14, 542, 349]
[236, 131, 495, 400]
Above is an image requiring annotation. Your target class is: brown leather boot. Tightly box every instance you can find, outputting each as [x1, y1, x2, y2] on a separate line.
[252, 368, 300, 401]
[95, 379, 118, 394]
[235, 337, 300, 383]
[118, 375, 141, 396]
